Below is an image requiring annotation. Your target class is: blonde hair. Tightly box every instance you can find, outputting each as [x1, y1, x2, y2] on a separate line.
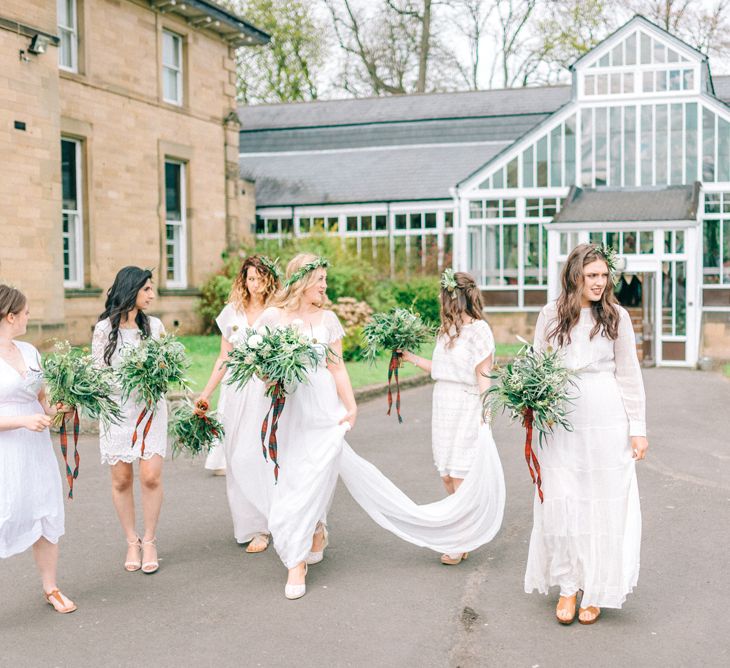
[0, 284, 27, 321]
[273, 253, 327, 311]
[229, 255, 279, 310]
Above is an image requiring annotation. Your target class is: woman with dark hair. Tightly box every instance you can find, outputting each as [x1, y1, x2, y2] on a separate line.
[92, 267, 167, 574]
[196, 255, 280, 553]
[525, 244, 648, 625]
[399, 270, 505, 565]
[0, 285, 76, 612]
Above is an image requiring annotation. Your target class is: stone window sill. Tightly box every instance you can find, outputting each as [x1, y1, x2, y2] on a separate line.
[158, 288, 201, 297]
[64, 288, 103, 298]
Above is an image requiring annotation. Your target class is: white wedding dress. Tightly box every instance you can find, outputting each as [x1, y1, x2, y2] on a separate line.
[256, 307, 505, 569]
[524, 302, 645, 609]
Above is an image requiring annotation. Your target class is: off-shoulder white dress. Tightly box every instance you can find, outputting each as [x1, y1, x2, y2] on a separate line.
[524, 302, 646, 609]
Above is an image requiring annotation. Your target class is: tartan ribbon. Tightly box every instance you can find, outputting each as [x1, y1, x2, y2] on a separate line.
[131, 406, 155, 456]
[523, 407, 544, 503]
[200, 413, 220, 439]
[58, 408, 81, 500]
[260, 382, 286, 483]
[386, 350, 403, 423]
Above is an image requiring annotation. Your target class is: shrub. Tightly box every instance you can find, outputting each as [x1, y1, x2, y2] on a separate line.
[197, 274, 232, 334]
[341, 325, 367, 362]
[331, 297, 373, 329]
[374, 277, 441, 325]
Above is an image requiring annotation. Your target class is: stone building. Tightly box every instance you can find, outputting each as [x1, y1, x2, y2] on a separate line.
[1, 0, 267, 344]
[241, 15, 730, 366]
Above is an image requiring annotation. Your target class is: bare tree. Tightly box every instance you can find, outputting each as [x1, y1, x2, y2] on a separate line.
[447, 0, 494, 89]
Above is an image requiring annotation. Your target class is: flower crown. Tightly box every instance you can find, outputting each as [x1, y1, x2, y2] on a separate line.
[440, 268, 458, 296]
[596, 244, 626, 285]
[258, 255, 281, 282]
[284, 257, 330, 288]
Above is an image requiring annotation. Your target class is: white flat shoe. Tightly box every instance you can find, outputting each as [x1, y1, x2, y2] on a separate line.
[284, 564, 307, 600]
[306, 524, 329, 565]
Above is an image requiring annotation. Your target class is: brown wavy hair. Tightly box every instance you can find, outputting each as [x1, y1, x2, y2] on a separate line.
[0, 284, 27, 321]
[547, 243, 620, 347]
[229, 255, 280, 310]
[439, 272, 485, 347]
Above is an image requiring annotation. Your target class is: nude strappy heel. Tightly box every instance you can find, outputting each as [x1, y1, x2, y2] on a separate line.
[141, 537, 159, 574]
[125, 536, 142, 572]
[44, 589, 77, 614]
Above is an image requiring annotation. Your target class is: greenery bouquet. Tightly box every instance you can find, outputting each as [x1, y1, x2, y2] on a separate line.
[41, 341, 122, 498]
[362, 308, 434, 423]
[226, 324, 328, 482]
[117, 335, 190, 455]
[482, 339, 576, 502]
[170, 400, 224, 458]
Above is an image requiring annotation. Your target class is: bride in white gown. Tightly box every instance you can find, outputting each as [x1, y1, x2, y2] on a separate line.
[255, 254, 505, 600]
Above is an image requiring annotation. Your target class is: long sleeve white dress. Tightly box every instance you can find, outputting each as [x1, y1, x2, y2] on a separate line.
[256, 307, 505, 570]
[524, 302, 645, 609]
[0, 342, 64, 558]
[92, 317, 168, 465]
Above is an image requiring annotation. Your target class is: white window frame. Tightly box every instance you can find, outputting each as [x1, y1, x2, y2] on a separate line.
[162, 30, 183, 106]
[165, 160, 187, 288]
[61, 137, 84, 288]
[57, 0, 78, 73]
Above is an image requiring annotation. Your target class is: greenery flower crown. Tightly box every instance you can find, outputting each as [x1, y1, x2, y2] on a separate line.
[284, 257, 330, 288]
[595, 244, 625, 284]
[440, 268, 458, 296]
[258, 255, 281, 282]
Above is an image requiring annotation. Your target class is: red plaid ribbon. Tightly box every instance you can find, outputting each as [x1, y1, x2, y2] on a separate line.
[260, 382, 286, 483]
[58, 408, 81, 499]
[386, 351, 403, 423]
[523, 407, 544, 503]
[131, 406, 155, 456]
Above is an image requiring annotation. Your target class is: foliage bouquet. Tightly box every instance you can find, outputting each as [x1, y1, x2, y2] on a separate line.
[170, 400, 224, 458]
[226, 325, 328, 482]
[117, 335, 190, 455]
[362, 308, 434, 423]
[41, 341, 122, 498]
[482, 339, 576, 502]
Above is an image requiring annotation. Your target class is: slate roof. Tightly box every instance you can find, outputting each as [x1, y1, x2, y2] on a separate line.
[553, 184, 700, 224]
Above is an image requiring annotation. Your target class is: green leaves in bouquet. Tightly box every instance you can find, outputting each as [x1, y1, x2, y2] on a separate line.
[225, 325, 329, 396]
[362, 308, 435, 363]
[482, 342, 576, 445]
[170, 401, 224, 458]
[41, 340, 122, 430]
[117, 334, 190, 409]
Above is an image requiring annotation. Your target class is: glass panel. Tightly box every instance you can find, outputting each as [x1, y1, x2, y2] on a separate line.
[686, 102, 698, 181]
[723, 193, 730, 213]
[581, 108, 593, 186]
[164, 68, 178, 102]
[526, 198, 540, 217]
[524, 223, 540, 285]
[281, 218, 293, 235]
[676, 261, 687, 335]
[683, 69, 694, 89]
[623, 71, 634, 94]
[443, 212, 453, 229]
[484, 226, 499, 285]
[478, 176, 491, 189]
[485, 200, 499, 218]
[424, 213, 437, 229]
[611, 72, 621, 95]
[703, 219, 721, 283]
[594, 107, 607, 186]
[703, 107, 716, 181]
[467, 227, 482, 283]
[162, 32, 180, 68]
[502, 200, 517, 218]
[612, 43, 623, 66]
[640, 105, 653, 185]
[625, 32, 637, 65]
[503, 224, 519, 284]
[299, 217, 311, 234]
[642, 70, 654, 92]
[60, 31, 73, 69]
[565, 114, 576, 184]
[507, 158, 518, 188]
[606, 232, 620, 250]
[610, 107, 621, 186]
[523, 146, 534, 187]
[410, 213, 423, 229]
[705, 193, 721, 213]
[536, 136, 548, 187]
[668, 48, 678, 63]
[675, 230, 685, 253]
[589, 231, 603, 245]
[719, 117, 730, 182]
[396, 213, 408, 229]
[597, 74, 608, 95]
[361, 215, 373, 231]
[543, 198, 557, 218]
[669, 69, 681, 91]
[655, 70, 667, 92]
[599, 53, 610, 67]
[493, 168, 504, 189]
[550, 126, 562, 186]
[560, 232, 568, 255]
[640, 231, 654, 254]
[654, 42, 666, 63]
[346, 216, 358, 232]
[640, 32, 652, 64]
[165, 162, 182, 220]
[61, 139, 77, 209]
[624, 106, 636, 186]
[655, 104, 668, 185]
[255, 217, 265, 234]
[623, 231, 638, 254]
[670, 103, 683, 185]
[724, 220, 730, 282]
[376, 214, 387, 230]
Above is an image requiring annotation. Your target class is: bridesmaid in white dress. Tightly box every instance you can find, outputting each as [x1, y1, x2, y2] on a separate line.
[258, 255, 505, 600]
[525, 244, 649, 625]
[0, 285, 76, 613]
[400, 270, 504, 565]
[92, 267, 167, 575]
[196, 255, 280, 553]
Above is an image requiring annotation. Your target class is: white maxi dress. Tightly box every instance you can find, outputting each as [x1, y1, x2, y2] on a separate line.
[0, 342, 65, 558]
[92, 317, 168, 465]
[257, 308, 505, 569]
[524, 302, 645, 609]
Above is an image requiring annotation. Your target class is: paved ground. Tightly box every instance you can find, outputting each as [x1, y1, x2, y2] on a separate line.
[1, 368, 729, 668]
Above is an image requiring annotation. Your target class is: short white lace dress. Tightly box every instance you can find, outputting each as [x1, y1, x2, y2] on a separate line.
[92, 317, 168, 465]
[430, 320, 495, 478]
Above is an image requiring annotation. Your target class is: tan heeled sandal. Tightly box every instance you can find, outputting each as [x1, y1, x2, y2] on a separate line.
[556, 594, 578, 625]
[44, 589, 77, 614]
[245, 533, 270, 554]
[125, 536, 142, 572]
[306, 524, 329, 565]
[141, 537, 159, 574]
[440, 552, 469, 565]
[578, 606, 601, 625]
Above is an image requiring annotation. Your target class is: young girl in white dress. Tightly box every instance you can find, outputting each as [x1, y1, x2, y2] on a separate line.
[256, 255, 505, 600]
[525, 244, 649, 625]
[0, 285, 76, 613]
[92, 267, 167, 575]
[400, 270, 504, 565]
[196, 255, 280, 553]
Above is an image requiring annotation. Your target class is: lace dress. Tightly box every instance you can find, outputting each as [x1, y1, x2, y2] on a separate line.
[0, 341, 64, 558]
[92, 318, 168, 465]
[524, 302, 645, 609]
[431, 320, 496, 478]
